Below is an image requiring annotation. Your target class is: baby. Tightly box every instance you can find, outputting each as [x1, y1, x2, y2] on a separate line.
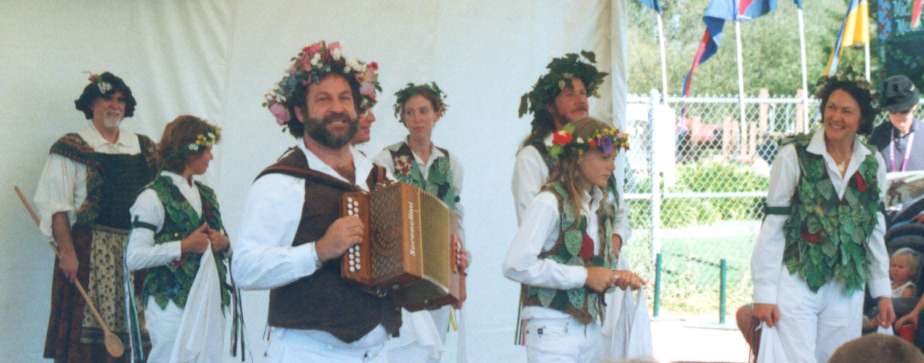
[890, 248, 919, 299]
[865, 248, 919, 330]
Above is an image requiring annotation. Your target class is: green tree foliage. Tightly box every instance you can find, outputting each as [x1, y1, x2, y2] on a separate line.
[627, 0, 876, 96]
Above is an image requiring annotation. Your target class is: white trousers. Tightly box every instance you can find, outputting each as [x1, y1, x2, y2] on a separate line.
[524, 316, 601, 363]
[387, 306, 452, 363]
[144, 297, 184, 363]
[757, 270, 864, 363]
[264, 326, 388, 363]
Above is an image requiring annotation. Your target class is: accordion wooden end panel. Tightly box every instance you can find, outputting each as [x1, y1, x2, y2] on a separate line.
[341, 182, 465, 310]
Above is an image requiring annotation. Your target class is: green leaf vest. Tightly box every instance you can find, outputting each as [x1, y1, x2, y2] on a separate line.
[134, 175, 231, 310]
[523, 182, 619, 324]
[387, 142, 459, 210]
[769, 133, 881, 294]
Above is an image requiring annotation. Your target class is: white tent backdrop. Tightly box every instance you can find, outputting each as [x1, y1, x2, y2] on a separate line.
[0, 1, 628, 361]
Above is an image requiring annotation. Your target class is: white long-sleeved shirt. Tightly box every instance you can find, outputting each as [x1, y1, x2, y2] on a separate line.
[232, 141, 375, 290]
[126, 171, 205, 271]
[504, 187, 610, 320]
[512, 141, 632, 243]
[33, 125, 142, 236]
[372, 141, 465, 239]
[751, 131, 891, 304]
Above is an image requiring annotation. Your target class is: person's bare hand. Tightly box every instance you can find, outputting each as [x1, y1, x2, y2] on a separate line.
[452, 234, 470, 272]
[181, 224, 210, 254]
[585, 267, 613, 293]
[316, 216, 364, 262]
[753, 303, 781, 328]
[58, 246, 79, 282]
[878, 297, 896, 328]
[206, 228, 230, 252]
[896, 310, 919, 328]
[612, 270, 645, 290]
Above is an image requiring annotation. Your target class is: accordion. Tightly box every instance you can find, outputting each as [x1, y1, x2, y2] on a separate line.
[341, 182, 466, 311]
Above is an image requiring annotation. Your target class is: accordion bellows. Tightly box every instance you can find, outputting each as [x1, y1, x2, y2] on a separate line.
[341, 182, 465, 311]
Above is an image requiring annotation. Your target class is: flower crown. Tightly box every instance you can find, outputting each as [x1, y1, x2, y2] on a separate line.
[813, 65, 874, 100]
[546, 122, 629, 161]
[174, 127, 220, 159]
[262, 41, 381, 127]
[393, 82, 448, 119]
[87, 72, 112, 94]
[518, 51, 608, 118]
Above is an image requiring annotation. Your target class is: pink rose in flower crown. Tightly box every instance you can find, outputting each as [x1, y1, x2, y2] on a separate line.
[304, 42, 324, 57]
[327, 41, 342, 60]
[360, 83, 376, 98]
[269, 102, 290, 125]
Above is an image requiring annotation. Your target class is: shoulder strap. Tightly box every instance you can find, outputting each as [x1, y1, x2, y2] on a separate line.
[49, 133, 95, 165]
[255, 147, 357, 191]
[529, 140, 554, 170]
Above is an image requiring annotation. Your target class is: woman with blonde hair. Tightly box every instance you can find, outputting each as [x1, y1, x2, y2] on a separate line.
[504, 117, 644, 363]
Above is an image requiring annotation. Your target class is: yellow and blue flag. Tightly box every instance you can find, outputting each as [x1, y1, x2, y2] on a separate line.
[823, 0, 869, 76]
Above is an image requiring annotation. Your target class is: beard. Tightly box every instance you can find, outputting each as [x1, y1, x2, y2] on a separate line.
[305, 111, 358, 148]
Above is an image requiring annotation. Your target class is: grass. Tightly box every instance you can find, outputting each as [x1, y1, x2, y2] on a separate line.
[624, 220, 758, 315]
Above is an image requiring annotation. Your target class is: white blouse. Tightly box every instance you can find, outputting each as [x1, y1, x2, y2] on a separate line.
[751, 131, 890, 304]
[503, 187, 606, 320]
[512, 140, 632, 244]
[126, 171, 204, 271]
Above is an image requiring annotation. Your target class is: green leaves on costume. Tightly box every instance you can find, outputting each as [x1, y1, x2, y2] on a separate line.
[390, 144, 459, 211]
[780, 134, 881, 294]
[524, 181, 618, 324]
[140, 176, 232, 311]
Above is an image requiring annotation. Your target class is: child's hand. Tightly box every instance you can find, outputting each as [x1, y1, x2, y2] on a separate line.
[612, 270, 645, 290]
[585, 267, 614, 293]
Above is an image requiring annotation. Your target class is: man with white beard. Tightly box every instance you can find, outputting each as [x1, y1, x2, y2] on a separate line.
[35, 72, 157, 363]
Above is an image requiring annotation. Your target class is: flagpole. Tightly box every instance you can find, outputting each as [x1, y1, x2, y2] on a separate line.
[862, 0, 871, 80]
[735, 19, 747, 157]
[798, 7, 810, 131]
[656, 12, 669, 104]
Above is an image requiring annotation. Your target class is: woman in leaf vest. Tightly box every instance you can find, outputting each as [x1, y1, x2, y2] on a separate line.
[752, 77, 894, 363]
[126, 115, 233, 363]
[503, 117, 644, 363]
[373, 82, 469, 363]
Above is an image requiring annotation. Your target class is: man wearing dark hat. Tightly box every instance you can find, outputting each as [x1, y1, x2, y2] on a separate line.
[870, 75, 924, 172]
[34, 72, 156, 362]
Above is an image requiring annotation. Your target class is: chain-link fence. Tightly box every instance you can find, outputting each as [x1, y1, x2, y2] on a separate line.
[621, 91, 924, 316]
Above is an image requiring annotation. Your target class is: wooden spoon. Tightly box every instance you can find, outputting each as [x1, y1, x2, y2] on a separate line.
[15, 186, 125, 358]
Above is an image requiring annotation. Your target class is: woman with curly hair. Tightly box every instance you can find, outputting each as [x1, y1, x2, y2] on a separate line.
[752, 77, 894, 363]
[126, 115, 233, 362]
[503, 117, 644, 363]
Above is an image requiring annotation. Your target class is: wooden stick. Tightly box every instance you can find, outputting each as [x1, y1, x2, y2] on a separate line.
[14, 186, 124, 357]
